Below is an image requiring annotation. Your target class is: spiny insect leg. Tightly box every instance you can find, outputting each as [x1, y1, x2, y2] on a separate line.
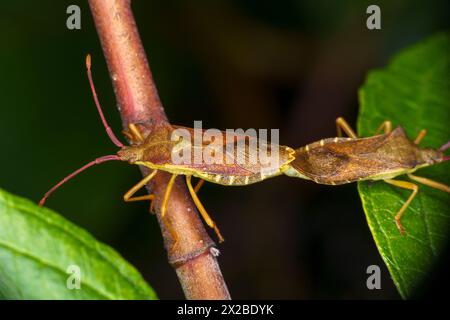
[161, 174, 178, 218]
[194, 179, 205, 193]
[384, 179, 419, 235]
[186, 176, 225, 243]
[123, 170, 158, 212]
[374, 120, 392, 135]
[413, 129, 427, 145]
[408, 173, 450, 193]
[335, 117, 358, 138]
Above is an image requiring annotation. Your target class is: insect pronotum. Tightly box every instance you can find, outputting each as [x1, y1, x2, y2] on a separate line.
[40, 55, 450, 244]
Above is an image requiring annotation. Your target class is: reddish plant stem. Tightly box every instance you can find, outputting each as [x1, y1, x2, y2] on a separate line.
[88, 0, 230, 299]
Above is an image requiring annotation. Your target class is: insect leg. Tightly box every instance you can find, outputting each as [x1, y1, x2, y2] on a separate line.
[125, 194, 155, 202]
[335, 117, 358, 138]
[122, 130, 135, 141]
[123, 170, 158, 212]
[194, 179, 205, 193]
[407, 173, 450, 193]
[413, 130, 427, 145]
[374, 121, 392, 135]
[128, 123, 145, 142]
[384, 179, 419, 235]
[186, 175, 225, 242]
[154, 174, 180, 253]
[161, 174, 178, 218]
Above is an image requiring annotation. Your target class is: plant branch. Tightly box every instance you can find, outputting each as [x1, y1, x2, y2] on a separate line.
[88, 0, 230, 299]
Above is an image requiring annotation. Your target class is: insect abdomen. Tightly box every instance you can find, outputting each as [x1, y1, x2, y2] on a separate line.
[196, 172, 272, 186]
[288, 128, 429, 185]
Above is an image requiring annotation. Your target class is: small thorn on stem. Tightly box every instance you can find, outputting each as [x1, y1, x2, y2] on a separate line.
[210, 247, 220, 257]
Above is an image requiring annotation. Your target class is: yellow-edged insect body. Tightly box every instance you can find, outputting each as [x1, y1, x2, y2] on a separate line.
[41, 55, 450, 241]
[285, 126, 445, 185]
[118, 123, 296, 186]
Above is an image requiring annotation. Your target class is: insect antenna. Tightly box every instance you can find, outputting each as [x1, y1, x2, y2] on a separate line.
[440, 140, 450, 161]
[39, 155, 120, 206]
[440, 140, 450, 152]
[86, 54, 124, 148]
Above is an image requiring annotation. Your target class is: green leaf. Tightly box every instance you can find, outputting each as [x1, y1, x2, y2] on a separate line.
[357, 33, 450, 298]
[0, 188, 157, 299]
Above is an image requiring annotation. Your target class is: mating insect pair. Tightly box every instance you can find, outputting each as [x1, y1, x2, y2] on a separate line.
[40, 55, 450, 244]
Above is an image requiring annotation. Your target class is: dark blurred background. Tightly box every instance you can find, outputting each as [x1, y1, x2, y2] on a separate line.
[0, 0, 448, 299]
